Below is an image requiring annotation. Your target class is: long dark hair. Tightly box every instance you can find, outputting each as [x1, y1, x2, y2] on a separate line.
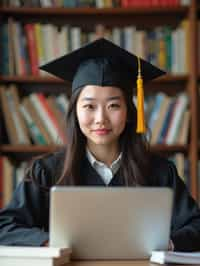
[58, 86, 151, 186]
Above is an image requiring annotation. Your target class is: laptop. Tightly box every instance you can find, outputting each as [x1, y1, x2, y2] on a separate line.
[49, 187, 173, 260]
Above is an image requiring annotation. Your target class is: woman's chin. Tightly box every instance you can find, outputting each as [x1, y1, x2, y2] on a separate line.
[89, 136, 117, 146]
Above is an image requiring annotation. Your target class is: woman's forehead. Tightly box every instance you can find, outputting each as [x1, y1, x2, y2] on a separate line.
[78, 85, 124, 99]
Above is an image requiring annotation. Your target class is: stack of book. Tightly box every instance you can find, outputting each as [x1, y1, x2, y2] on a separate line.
[0, 19, 189, 76]
[145, 92, 190, 145]
[151, 250, 200, 264]
[0, 85, 69, 145]
[0, 246, 71, 266]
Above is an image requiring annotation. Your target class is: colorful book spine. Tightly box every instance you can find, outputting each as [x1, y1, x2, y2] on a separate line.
[24, 24, 39, 76]
[165, 94, 188, 145]
[20, 105, 47, 145]
[37, 93, 65, 143]
[0, 24, 9, 75]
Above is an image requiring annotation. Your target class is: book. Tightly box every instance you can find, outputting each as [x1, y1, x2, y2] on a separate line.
[0, 24, 9, 75]
[24, 23, 39, 75]
[0, 246, 71, 266]
[176, 110, 190, 145]
[23, 96, 53, 144]
[148, 93, 165, 132]
[7, 17, 15, 75]
[2, 156, 14, 207]
[150, 94, 172, 144]
[47, 96, 66, 139]
[9, 85, 31, 144]
[0, 86, 18, 144]
[20, 104, 47, 145]
[36, 93, 65, 144]
[0, 85, 31, 145]
[150, 250, 200, 264]
[0, 246, 71, 257]
[165, 93, 188, 145]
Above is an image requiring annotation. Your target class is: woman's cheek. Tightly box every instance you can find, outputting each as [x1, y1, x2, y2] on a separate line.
[79, 112, 92, 125]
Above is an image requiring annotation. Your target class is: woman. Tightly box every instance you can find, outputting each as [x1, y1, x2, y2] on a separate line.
[0, 38, 200, 251]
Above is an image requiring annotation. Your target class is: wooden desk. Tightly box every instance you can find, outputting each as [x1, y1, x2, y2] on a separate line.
[69, 260, 189, 266]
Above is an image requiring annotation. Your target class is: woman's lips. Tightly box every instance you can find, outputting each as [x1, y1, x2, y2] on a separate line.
[93, 129, 111, 135]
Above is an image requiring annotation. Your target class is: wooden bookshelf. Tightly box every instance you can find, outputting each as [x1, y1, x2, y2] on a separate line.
[0, 1, 199, 199]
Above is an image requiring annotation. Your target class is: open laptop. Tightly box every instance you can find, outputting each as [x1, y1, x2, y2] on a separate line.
[49, 187, 173, 260]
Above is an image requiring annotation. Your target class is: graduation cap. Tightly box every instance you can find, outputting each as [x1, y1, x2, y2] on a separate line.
[40, 38, 166, 133]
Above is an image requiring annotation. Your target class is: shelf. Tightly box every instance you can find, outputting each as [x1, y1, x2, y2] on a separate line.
[0, 7, 188, 27]
[0, 144, 188, 155]
[150, 144, 188, 153]
[0, 145, 62, 154]
[0, 74, 189, 84]
[0, 7, 189, 16]
[0, 75, 66, 84]
[154, 74, 188, 83]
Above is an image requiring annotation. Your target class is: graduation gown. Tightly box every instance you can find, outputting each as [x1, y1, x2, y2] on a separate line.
[0, 150, 200, 251]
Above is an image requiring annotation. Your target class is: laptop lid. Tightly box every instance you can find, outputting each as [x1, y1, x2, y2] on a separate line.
[49, 187, 173, 260]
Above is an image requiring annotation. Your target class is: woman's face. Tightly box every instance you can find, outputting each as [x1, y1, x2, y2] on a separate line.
[76, 85, 127, 148]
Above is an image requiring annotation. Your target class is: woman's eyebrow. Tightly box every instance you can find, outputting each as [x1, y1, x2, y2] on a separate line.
[107, 96, 121, 101]
[81, 96, 122, 101]
[81, 97, 95, 101]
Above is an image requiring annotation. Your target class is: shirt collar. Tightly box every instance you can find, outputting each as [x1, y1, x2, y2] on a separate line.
[86, 148, 122, 171]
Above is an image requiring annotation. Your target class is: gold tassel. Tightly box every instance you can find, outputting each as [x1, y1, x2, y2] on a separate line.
[136, 57, 146, 134]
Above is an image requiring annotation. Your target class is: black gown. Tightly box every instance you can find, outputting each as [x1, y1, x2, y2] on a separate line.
[0, 149, 200, 251]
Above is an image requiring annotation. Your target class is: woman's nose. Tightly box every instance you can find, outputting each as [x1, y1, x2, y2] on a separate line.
[95, 107, 107, 124]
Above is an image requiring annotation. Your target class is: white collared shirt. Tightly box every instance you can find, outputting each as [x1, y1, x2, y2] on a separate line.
[86, 148, 122, 185]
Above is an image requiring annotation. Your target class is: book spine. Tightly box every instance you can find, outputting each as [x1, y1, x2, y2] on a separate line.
[30, 93, 62, 143]
[0, 86, 19, 144]
[148, 93, 165, 131]
[24, 97, 53, 144]
[24, 24, 39, 76]
[165, 94, 188, 144]
[55, 94, 69, 114]
[20, 104, 47, 145]
[6, 90, 29, 144]
[10, 85, 31, 143]
[158, 99, 176, 144]
[7, 17, 15, 75]
[37, 93, 65, 143]
[2, 157, 14, 207]
[150, 95, 171, 144]
[0, 24, 9, 75]
[176, 110, 190, 145]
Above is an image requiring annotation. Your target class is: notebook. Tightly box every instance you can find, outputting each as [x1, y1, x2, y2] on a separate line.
[49, 187, 173, 260]
[150, 251, 200, 264]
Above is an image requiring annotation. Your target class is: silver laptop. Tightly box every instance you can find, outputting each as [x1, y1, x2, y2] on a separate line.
[49, 187, 173, 260]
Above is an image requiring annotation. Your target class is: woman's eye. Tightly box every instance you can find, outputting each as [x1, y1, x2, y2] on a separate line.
[109, 103, 120, 109]
[83, 104, 94, 110]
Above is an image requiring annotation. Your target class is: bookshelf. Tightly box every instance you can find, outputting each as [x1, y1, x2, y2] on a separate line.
[0, 1, 199, 202]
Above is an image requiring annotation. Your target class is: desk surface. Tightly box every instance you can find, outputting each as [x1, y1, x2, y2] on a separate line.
[69, 260, 189, 266]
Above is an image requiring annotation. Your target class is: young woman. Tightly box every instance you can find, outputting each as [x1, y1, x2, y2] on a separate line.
[0, 38, 200, 251]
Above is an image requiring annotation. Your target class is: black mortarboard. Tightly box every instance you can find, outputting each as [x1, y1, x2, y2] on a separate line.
[40, 38, 166, 133]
